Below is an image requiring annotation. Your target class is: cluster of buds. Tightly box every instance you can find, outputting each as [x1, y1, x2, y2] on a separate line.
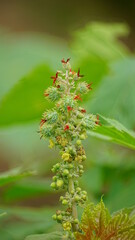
[39, 58, 99, 239]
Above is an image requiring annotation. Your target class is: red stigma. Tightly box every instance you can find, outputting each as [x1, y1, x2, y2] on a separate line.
[51, 72, 59, 85]
[61, 58, 70, 64]
[67, 106, 73, 111]
[44, 92, 49, 97]
[64, 124, 69, 131]
[77, 68, 84, 78]
[40, 119, 47, 127]
[95, 115, 101, 125]
[81, 109, 86, 113]
[87, 83, 93, 90]
[74, 95, 82, 101]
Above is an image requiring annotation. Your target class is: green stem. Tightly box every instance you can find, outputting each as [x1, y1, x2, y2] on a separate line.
[68, 178, 78, 232]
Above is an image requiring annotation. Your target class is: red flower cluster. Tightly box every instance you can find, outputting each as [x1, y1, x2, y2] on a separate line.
[51, 72, 59, 85]
[64, 124, 69, 131]
[74, 95, 82, 101]
[61, 58, 70, 64]
[67, 106, 73, 111]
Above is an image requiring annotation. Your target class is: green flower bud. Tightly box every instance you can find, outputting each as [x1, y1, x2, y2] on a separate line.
[82, 191, 87, 195]
[52, 176, 57, 181]
[82, 195, 87, 201]
[68, 164, 73, 169]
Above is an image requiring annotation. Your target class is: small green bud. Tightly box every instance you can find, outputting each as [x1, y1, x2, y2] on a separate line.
[62, 199, 68, 205]
[63, 169, 69, 176]
[80, 169, 84, 174]
[79, 165, 83, 169]
[55, 163, 60, 169]
[76, 140, 82, 145]
[56, 179, 64, 188]
[52, 214, 57, 220]
[51, 182, 56, 188]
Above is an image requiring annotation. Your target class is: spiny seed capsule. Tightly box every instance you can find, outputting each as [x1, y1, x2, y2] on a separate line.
[62, 199, 68, 205]
[51, 182, 56, 188]
[62, 153, 70, 161]
[57, 214, 63, 221]
[75, 195, 80, 202]
[82, 191, 87, 195]
[52, 214, 57, 220]
[80, 134, 86, 140]
[56, 179, 64, 187]
[60, 196, 64, 201]
[74, 219, 79, 224]
[82, 155, 86, 161]
[76, 140, 82, 145]
[68, 164, 73, 169]
[52, 176, 57, 181]
[63, 169, 69, 176]
[76, 187, 81, 192]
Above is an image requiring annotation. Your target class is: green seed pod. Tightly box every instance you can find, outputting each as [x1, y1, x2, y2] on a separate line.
[82, 195, 87, 201]
[76, 140, 82, 145]
[51, 182, 56, 188]
[60, 196, 64, 201]
[74, 218, 79, 224]
[52, 214, 57, 220]
[57, 214, 63, 221]
[75, 195, 80, 202]
[76, 187, 81, 192]
[80, 134, 86, 140]
[56, 179, 64, 188]
[82, 191, 87, 195]
[62, 199, 68, 205]
[82, 155, 86, 161]
[52, 176, 57, 181]
[63, 169, 69, 176]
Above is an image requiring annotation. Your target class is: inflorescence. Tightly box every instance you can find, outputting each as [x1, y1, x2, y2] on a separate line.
[39, 58, 99, 239]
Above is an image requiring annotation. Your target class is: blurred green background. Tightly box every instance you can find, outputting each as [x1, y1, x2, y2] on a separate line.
[0, 1, 135, 239]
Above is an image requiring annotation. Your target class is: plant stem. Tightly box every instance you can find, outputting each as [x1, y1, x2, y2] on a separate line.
[68, 178, 78, 232]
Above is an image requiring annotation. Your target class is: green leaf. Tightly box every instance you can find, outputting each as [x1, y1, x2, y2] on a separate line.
[88, 115, 135, 150]
[71, 22, 129, 61]
[0, 65, 53, 127]
[89, 58, 135, 129]
[0, 30, 70, 101]
[0, 168, 35, 186]
[25, 232, 62, 240]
